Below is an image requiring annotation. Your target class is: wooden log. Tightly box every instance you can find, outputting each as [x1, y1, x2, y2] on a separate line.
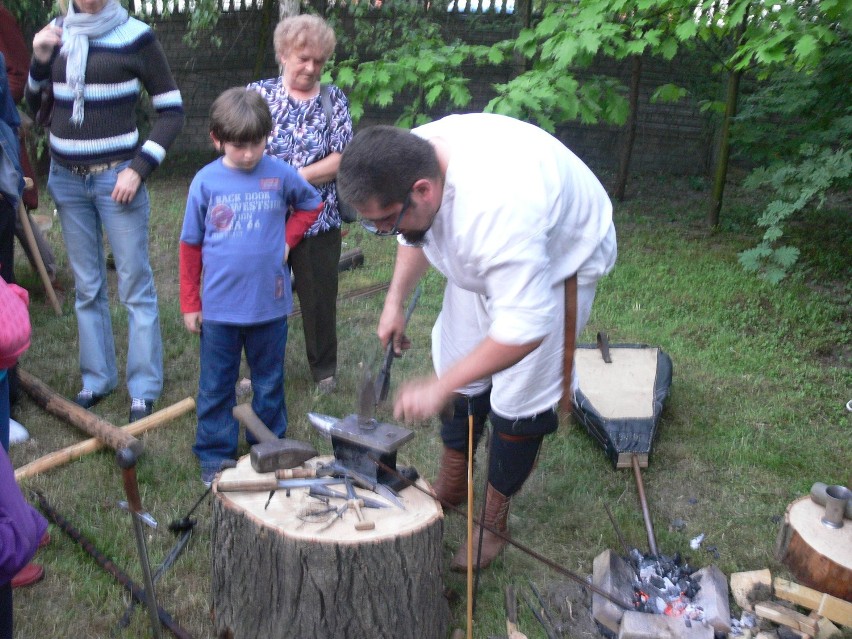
[19, 369, 143, 457]
[15, 398, 194, 480]
[775, 496, 852, 600]
[211, 456, 449, 639]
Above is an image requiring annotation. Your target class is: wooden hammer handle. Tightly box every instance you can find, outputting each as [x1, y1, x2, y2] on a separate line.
[19, 369, 142, 457]
[216, 478, 279, 493]
[232, 403, 277, 443]
[275, 467, 316, 480]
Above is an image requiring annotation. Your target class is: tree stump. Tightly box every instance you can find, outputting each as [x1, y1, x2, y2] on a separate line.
[775, 496, 851, 600]
[211, 456, 449, 638]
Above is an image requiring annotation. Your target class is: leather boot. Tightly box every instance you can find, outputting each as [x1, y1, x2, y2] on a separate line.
[431, 446, 469, 507]
[450, 483, 510, 572]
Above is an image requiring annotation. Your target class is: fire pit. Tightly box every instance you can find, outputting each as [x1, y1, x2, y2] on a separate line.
[592, 549, 731, 638]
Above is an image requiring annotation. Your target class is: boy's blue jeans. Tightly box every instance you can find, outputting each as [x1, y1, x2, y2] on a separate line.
[193, 318, 288, 474]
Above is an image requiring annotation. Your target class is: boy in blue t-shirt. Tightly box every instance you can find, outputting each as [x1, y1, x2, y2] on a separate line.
[180, 87, 323, 485]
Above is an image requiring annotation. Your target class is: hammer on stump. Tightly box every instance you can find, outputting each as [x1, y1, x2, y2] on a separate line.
[232, 403, 317, 473]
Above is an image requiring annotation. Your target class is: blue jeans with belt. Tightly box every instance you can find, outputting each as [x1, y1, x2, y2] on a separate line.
[193, 318, 288, 475]
[47, 160, 162, 400]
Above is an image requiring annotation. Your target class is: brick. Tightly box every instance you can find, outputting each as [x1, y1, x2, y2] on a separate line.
[592, 549, 636, 635]
[693, 565, 731, 634]
[617, 610, 714, 639]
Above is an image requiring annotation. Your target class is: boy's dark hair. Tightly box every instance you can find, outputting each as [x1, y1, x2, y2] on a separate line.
[338, 125, 440, 207]
[209, 87, 272, 144]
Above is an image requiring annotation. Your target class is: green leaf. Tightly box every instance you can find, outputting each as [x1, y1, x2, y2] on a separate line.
[650, 84, 688, 104]
[425, 85, 443, 107]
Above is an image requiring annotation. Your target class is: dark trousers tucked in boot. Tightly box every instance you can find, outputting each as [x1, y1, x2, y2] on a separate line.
[450, 483, 510, 572]
[431, 446, 469, 507]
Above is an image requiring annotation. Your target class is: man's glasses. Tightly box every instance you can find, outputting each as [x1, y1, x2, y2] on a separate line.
[360, 192, 412, 237]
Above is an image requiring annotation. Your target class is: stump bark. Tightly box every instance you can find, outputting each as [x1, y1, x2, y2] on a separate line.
[775, 496, 851, 600]
[211, 456, 449, 638]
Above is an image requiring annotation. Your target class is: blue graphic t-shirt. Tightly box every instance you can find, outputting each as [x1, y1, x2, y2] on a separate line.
[181, 155, 322, 324]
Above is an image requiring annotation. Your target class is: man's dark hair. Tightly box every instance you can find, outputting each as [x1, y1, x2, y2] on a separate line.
[209, 87, 272, 145]
[338, 125, 440, 206]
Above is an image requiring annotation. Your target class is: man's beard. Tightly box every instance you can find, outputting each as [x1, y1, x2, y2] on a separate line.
[401, 230, 428, 246]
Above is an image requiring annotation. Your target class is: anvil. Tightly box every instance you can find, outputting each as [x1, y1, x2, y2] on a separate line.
[307, 412, 416, 490]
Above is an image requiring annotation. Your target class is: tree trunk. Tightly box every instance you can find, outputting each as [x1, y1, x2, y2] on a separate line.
[211, 456, 450, 639]
[707, 7, 748, 228]
[614, 54, 642, 201]
[278, 0, 300, 23]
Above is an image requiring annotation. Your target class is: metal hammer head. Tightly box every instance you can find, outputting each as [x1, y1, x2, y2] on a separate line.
[250, 439, 318, 474]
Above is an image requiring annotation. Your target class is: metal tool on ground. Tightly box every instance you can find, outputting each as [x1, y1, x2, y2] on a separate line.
[526, 580, 560, 639]
[375, 285, 422, 405]
[117, 451, 163, 639]
[520, 589, 557, 639]
[232, 403, 318, 473]
[307, 412, 416, 490]
[33, 491, 193, 639]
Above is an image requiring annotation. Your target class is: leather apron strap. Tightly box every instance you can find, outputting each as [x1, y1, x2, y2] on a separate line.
[559, 274, 578, 413]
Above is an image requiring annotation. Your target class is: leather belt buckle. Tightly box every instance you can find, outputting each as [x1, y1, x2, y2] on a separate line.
[67, 160, 121, 176]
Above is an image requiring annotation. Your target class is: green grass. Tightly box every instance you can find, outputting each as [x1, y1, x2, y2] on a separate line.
[8, 168, 851, 638]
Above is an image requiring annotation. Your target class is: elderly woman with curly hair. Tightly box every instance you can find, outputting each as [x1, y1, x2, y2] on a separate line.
[249, 14, 353, 394]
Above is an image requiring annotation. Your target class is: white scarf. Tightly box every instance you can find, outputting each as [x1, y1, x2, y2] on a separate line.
[61, 0, 129, 126]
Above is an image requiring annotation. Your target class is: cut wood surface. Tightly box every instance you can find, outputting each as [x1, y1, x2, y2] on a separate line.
[15, 398, 195, 481]
[775, 496, 852, 601]
[211, 455, 449, 638]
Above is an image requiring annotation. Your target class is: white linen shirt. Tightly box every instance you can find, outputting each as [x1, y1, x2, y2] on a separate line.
[407, 113, 616, 347]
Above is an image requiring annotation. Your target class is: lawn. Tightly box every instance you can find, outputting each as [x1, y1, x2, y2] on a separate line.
[8, 165, 851, 638]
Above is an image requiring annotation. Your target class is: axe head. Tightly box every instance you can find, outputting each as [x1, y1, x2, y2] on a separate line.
[250, 438, 318, 473]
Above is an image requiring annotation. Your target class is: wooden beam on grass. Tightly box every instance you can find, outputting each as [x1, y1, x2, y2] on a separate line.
[15, 397, 195, 480]
[774, 578, 852, 627]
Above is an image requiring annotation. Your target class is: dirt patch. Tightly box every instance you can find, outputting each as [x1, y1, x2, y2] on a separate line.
[540, 579, 602, 638]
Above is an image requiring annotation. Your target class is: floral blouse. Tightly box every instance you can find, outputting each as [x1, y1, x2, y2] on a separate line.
[248, 77, 354, 236]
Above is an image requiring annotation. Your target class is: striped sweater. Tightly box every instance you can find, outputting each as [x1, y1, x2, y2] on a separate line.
[25, 16, 183, 180]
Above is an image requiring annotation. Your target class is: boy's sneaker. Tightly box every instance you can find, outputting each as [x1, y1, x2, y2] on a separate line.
[129, 398, 154, 423]
[9, 418, 29, 445]
[74, 388, 107, 409]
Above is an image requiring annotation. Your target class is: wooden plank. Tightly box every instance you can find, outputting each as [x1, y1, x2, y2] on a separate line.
[754, 601, 819, 636]
[774, 577, 852, 627]
[817, 596, 852, 628]
[774, 577, 822, 608]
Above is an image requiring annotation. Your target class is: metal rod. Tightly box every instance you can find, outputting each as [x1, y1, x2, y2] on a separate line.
[122, 465, 163, 639]
[372, 458, 634, 610]
[603, 502, 632, 559]
[33, 491, 194, 639]
[631, 453, 659, 557]
[466, 408, 474, 639]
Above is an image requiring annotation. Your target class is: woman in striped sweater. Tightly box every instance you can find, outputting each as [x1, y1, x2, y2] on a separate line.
[26, 0, 183, 423]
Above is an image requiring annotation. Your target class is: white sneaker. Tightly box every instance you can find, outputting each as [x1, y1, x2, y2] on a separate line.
[9, 418, 29, 445]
